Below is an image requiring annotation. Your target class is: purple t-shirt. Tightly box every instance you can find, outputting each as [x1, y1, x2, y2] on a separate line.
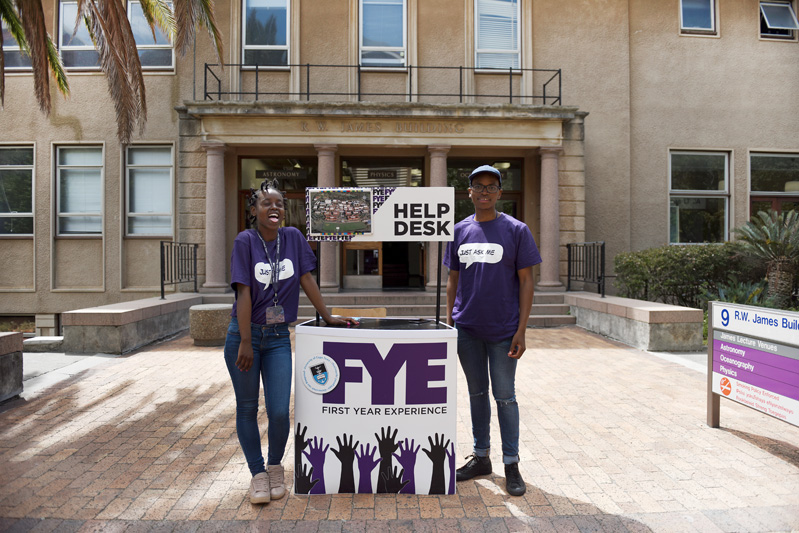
[230, 227, 317, 324]
[443, 213, 542, 341]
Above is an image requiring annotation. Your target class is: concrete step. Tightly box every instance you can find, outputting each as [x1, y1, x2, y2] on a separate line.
[202, 294, 235, 305]
[23, 336, 65, 353]
[527, 315, 576, 327]
[198, 290, 565, 306]
[301, 303, 570, 317]
[299, 291, 565, 306]
[200, 289, 574, 327]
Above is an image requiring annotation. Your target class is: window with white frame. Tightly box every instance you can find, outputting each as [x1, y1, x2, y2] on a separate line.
[242, 0, 289, 66]
[128, 1, 174, 68]
[680, 0, 716, 34]
[0, 146, 34, 235]
[126, 145, 173, 235]
[59, 1, 100, 68]
[750, 153, 799, 216]
[1, 18, 32, 69]
[475, 0, 519, 69]
[360, 0, 406, 67]
[57, 146, 103, 235]
[760, 1, 799, 39]
[669, 151, 729, 243]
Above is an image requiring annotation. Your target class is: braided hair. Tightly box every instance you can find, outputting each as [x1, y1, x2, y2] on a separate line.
[246, 178, 285, 228]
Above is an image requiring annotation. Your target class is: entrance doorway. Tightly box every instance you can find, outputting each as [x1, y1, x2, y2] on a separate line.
[340, 157, 425, 291]
[382, 242, 424, 290]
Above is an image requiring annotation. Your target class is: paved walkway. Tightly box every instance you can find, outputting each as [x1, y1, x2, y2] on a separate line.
[1, 327, 798, 532]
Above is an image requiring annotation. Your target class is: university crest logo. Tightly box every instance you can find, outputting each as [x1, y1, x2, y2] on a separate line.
[310, 363, 328, 385]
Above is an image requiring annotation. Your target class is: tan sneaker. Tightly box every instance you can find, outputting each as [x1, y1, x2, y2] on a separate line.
[250, 472, 271, 504]
[267, 464, 286, 500]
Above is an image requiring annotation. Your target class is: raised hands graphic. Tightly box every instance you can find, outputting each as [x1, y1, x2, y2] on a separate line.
[375, 426, 400, 493]
[355, 443, 381, 493]
[295, 423, 309, 474]
[332, 433, 359, 493]
[393, 438, 420, 494]
[447, 441, 456, 495]
[294, 463, 319, 495]
[423, 433, 451, 495]
[303, 436, 329, 494]
[380, 465, 410, 494]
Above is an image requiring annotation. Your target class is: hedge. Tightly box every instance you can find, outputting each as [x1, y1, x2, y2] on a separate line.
[613, 242, 766, 309]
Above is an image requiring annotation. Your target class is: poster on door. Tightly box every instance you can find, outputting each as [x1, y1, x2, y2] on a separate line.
[293, 321, 458, 495]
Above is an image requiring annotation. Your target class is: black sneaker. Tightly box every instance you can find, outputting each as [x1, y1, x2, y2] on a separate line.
[504, 463, 526, 496]
[456, 454, 492, 481]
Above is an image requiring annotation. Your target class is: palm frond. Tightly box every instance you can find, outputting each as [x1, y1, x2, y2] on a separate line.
[14, 0, 52, 114]
[138, 0, 175, 43]
[734, 209, 799, 263]
[0, 0, 27, 50]
[45, 33, 69, 96]
[171, 0, 222, 61]
[82, 0, 147, 144]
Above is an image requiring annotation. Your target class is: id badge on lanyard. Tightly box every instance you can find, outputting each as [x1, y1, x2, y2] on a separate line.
[257, 230, 285, 324]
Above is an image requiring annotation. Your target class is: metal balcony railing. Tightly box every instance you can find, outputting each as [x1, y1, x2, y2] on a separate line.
[203, 63, 562, 105]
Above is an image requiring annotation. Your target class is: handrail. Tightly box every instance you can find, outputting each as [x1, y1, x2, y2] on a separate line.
[202, 63, 562, 105]
[566, 241, 606, 297]
[160, 241, 199, 300]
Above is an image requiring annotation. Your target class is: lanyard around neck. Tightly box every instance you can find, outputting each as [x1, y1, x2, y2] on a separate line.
[256, 229, 281, 304]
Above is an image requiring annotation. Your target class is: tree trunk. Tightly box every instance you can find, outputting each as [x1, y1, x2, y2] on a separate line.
[767, 258, 796, 308]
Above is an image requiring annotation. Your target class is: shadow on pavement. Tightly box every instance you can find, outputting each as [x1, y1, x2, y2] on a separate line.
[722, 427, 799, 468]
[0, 342, 654, 532]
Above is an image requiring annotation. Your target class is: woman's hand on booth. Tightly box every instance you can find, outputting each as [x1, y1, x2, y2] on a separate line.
[326, 315, 359, 327]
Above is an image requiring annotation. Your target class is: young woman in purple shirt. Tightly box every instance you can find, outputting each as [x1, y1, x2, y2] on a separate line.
[225, 180, 355, 504]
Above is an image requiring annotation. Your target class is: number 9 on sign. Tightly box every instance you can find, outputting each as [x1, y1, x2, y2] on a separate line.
[721, 308, 729, 327]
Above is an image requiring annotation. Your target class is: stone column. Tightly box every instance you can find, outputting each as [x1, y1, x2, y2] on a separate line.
[201, 141, 229, 291]
[537, 147, 564, 291]
[427, 145, 450, 289]
[315, 144, 339, 290]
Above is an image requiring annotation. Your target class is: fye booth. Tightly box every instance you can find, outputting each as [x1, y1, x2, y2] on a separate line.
[708, 302, 799, 428]
[295, 187, 458, 495]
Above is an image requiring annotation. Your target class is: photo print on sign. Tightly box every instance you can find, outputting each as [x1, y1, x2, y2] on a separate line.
[306, 187, 397, 241]
[307, 188, 374, 238]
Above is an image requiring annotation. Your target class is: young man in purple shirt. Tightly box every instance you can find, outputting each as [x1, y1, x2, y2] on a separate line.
[444, 165, 542, 496]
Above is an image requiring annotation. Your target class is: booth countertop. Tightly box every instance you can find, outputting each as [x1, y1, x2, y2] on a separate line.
[296, 318, 457, 338]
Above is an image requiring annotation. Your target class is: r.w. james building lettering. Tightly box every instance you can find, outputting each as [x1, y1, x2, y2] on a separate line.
[300, 120, 465, 134]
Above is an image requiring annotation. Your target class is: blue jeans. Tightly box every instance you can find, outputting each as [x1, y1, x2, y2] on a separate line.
[224, 317, 292, 476]
[456, 325, 520, 465]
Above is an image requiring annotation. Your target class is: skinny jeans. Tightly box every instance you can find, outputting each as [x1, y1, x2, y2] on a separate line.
[456, 324, 520, 464]
[224, 317, 292, 476]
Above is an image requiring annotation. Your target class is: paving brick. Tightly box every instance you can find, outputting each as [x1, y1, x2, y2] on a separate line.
[2, 329, 799, 531]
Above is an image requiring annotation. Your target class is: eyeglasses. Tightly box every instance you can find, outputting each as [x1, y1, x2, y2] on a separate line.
[470, 184, 501, 193]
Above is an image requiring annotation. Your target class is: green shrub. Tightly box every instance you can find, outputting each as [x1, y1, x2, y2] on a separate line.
[706, 277, 767, 306]
[614, 242, 761, 309]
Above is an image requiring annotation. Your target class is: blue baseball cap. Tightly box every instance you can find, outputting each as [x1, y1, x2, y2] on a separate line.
[468, 165, 502, 186]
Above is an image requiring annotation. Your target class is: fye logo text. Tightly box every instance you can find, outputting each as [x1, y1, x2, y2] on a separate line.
[394, 203, 451, 237]
[322, 342, 447, 405]
[458, 243, 503, 268]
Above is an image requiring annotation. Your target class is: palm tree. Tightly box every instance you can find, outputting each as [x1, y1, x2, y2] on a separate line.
[734, 209, 799, 308]
[0, 0, 222, 144]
